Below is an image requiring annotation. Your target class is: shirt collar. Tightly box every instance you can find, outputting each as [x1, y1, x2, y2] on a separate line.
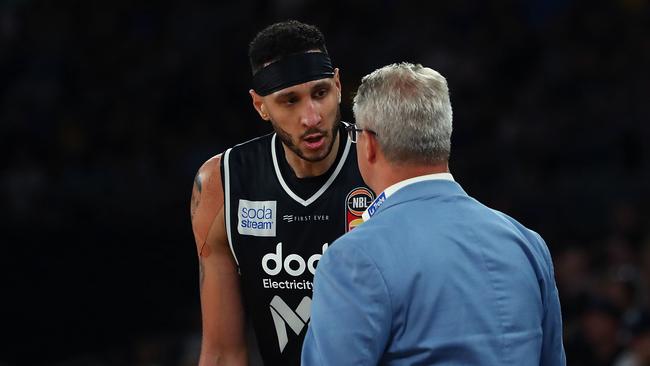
[362, 173, 454, 221]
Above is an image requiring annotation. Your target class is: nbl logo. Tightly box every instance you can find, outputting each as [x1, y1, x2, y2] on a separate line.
[345, 187, 374, 231]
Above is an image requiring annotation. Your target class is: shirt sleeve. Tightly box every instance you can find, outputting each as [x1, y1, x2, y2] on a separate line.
[538, 236, 567, 366]
[301, 239, 392, 366]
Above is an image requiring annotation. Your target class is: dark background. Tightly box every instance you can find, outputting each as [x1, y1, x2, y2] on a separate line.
[2, 0, 649, 365]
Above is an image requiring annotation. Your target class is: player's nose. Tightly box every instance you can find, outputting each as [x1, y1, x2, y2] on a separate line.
[300, 99, 321, 127]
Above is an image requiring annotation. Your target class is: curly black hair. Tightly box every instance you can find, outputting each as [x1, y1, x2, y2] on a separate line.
[248, 20, 328, 75]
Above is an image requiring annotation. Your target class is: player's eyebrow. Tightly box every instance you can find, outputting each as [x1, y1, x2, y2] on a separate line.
[273, 91, 298, 103]
[310, 80, 332, 91]
[274, 79, 333, 100]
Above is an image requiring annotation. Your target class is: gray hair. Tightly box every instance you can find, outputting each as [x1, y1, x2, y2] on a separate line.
[352, 62, 453, 165]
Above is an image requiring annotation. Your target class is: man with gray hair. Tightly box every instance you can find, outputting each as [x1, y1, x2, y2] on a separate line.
[301, 63, 566, 365]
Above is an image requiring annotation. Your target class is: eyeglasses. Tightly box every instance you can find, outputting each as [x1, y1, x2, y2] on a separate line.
[344, 123, 378, 144]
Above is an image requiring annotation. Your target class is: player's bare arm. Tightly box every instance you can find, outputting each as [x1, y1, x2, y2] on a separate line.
[191, 154, 248, 366]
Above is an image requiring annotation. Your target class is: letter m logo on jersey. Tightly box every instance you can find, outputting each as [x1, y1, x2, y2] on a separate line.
[269, 295, 311, 352]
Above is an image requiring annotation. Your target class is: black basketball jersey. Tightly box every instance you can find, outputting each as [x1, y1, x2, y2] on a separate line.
[220, 124, 374, 365]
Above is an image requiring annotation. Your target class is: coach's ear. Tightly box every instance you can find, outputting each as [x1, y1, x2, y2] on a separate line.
[363, 130, 378, 165]
[356, 128, 379, 189]
[250, 89, 270, 121]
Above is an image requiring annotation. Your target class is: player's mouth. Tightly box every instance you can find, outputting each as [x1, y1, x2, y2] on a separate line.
[303, 133, 325, 150]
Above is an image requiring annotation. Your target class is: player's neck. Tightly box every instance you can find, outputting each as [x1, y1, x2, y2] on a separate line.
[283, 130, 341, 178]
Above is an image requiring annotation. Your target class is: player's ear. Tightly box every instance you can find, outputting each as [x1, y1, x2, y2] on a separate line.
[250, 89, 270, 121]
[333, 68, 342, 104]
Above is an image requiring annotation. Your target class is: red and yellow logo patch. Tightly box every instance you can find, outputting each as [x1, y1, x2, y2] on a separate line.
[345, 187, 374, 232]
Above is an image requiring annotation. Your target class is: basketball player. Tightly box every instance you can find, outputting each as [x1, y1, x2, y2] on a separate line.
[190, 21, 374, 365]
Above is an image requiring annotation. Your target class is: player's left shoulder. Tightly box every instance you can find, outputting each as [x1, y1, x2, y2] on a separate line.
[323, 228, 378, 269]
[332, 220, 385, 257]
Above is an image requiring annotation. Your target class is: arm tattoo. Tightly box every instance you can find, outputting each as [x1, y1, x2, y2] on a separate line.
[199, 257, 205, 291]
[191, 172, 202, 221]
[195, 171, 203, 193]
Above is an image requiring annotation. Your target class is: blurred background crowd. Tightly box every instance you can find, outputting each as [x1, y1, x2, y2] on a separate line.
[1, 0, 649, 365]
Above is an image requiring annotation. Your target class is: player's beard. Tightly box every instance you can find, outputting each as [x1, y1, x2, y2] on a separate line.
[272, 107, 341, 163]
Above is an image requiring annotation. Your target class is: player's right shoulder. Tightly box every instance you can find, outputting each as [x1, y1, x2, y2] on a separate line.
[196, 133, 272, 190]
[191, 153, 228, 253]
[195, 153, 224, 194]
[198, 153, 222, 175]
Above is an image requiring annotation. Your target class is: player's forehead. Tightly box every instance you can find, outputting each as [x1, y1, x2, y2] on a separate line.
[253, 50, 335, 98]
[269, 78, 335, 98]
